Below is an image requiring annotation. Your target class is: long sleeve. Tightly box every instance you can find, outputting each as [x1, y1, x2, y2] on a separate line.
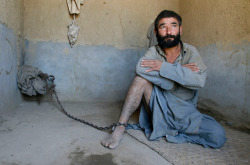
[136, 49, 175, 91]
[136, 44, 207, 91]
[159, 62, 207, 90]
[160, 45, 207, 90]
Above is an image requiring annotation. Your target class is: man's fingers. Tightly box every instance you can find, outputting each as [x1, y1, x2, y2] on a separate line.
[141, 60, 156, 67]
[141, 60, 200, 72]
[141, 60, 156, 68]
[182, 63, 197, 67]
[182, 63, 200, 72]
[141, 59, 162, 72]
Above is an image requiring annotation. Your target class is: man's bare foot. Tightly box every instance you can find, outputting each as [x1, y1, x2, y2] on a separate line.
[101, 125, 125, 149]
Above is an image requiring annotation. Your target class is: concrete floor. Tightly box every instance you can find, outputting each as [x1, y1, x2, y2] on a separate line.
[0, 102, 170, 165]
[0, 101, 250, 165]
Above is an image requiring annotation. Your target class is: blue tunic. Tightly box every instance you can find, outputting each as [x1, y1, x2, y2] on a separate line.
[128, 42, 226, 148]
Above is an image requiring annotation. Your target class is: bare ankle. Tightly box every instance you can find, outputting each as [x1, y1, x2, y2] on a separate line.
[112, 122, 127, 131]
[101, 125, 125, 149]
[114, 125, 125, 132]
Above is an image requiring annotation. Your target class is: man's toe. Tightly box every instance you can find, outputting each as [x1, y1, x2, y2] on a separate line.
[108, 142, 118, 149]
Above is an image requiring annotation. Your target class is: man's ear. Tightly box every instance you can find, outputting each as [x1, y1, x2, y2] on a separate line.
[180, 26, 182, 35]
[154, 29, 157, 34]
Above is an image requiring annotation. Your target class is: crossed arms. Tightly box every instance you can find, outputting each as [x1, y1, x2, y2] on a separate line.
[136, 49, 207, 91]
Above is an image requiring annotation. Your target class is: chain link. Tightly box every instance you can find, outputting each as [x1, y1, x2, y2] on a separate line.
[51, 85, 117, 131]
[50, 81, 168, 162]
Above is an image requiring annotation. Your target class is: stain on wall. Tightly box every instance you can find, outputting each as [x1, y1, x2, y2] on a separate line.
[180, 0, 250, 128]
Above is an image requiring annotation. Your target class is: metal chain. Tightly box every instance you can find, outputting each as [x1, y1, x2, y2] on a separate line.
[48, 77, 168, 162]
[51, 85, 124, 131]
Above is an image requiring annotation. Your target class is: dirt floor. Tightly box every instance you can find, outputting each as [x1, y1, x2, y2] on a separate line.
[0, 102, 249, 165]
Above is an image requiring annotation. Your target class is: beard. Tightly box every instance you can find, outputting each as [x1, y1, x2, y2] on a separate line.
[156, 32, 181, 49]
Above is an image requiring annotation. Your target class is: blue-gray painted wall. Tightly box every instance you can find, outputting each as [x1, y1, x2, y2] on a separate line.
[0, 23, 21, 113]
[1, 21, 249, 128]
[24, 40, 250, 127]
[197, 41, 250, 126]
[24, 41, 146, 102]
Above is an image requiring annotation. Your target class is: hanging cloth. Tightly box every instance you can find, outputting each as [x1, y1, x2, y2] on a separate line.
[66, 0, 84, 47]
[17, 65, 55, 96]
[67, 0, 84, 14]
[67, 15, 80, 47]
[147, 23, 158, 48]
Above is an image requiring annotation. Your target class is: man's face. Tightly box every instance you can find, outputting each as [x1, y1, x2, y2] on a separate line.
[156, 17, 182, 48]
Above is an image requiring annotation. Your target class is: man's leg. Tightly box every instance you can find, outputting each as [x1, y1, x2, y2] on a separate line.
[101, 76, 153, 149]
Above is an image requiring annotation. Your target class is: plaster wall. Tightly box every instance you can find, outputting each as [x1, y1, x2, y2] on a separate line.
[23, 0, 179, 49]
[180, 0, 250, 128]
[2, 0, 249, 128]
[0, 0, 23, 112]
[23, 0, 179, 102]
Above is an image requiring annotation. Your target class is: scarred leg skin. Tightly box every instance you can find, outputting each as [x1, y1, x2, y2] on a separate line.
[101, 76, 152, 149]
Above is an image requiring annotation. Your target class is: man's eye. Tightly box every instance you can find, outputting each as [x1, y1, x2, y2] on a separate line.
[160, 26, 166, 29]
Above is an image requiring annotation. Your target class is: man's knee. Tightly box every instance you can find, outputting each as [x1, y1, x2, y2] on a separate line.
[133, 76, 152, 103]
[133, 75, 151, 86]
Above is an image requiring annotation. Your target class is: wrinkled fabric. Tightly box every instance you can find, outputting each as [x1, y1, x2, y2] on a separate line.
[67, 0, 84, 47]
[67, 20, 80, 47]
[17, 65, 47, 96]
[147, 23, 158, 48]
[67, 0, 84, 14]
[127, 42, 226, 148]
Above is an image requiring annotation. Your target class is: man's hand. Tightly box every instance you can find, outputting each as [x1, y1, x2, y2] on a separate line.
[182, 63, 200, 72]
[140, 59, 163, 72]
[141, 60, 200, 73]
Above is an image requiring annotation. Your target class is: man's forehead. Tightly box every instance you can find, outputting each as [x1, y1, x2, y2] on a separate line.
[158, 17, 179, 25]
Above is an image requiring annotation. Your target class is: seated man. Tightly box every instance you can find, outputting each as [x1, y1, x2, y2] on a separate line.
[101, 10, 226, 149]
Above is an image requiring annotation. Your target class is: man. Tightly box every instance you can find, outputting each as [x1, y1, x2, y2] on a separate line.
[101, 10, 226, 149]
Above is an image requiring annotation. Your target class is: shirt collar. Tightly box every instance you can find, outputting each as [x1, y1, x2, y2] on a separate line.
[155, 41, 187, 62]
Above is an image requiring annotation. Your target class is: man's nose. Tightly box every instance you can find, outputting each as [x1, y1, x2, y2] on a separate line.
[166, 27, 171, 35]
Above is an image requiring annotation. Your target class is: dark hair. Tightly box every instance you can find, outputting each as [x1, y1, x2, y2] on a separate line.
[154, 10, 182, 32]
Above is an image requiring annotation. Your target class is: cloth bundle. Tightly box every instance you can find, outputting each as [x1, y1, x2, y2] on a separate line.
[66, 0, 84, 47]
[17, 65, 53, 96]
